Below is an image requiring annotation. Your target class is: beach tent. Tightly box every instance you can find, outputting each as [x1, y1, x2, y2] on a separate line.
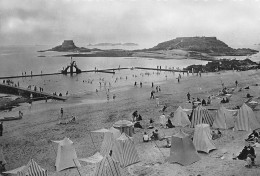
[167, 130, 200, 166]
[100, 127, 121, 156]
[172, 106, 191, 127]
[190, 105, 214, 128]
[0, 146, 6, 165]
[112, 133, 139, 168]
[193, 124, 216, 153]
[52, 137, 81, 172]
[3, 159, 48, 176]
[212, 106, 235, 129]
[113, 120, 134, 137]
[94, 155, 122, 176]
[234, 103, 260, 131]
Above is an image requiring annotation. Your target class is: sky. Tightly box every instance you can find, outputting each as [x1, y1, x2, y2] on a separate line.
[0, 0, 260, 48]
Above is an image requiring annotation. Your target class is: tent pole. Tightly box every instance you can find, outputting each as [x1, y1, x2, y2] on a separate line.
[152, 140, 166, 159]
[51, 143, 57, 169]
[73, 159, 82, 176]
[89, 132, 97, 152]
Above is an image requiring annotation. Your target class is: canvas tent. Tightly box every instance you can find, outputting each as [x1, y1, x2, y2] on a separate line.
[168, 130, 200, 166]
[3, 159, 48, 176]
[100, 127, 121, 156]
[212, 106, 235, 129]
[94, 155, 122, 176]
[234, 103, 260, 131]
[172, 106, 191, 127]
[193, 124, 216, 153]
[113, 120, 134, 137]
[0, 146, 6, 165]
[190, 105, 214, 128]
[112, 133, 139, 168]
[52, 137, 81, 172]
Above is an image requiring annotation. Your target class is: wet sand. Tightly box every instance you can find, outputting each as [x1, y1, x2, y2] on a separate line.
[1, 69, 260, 176]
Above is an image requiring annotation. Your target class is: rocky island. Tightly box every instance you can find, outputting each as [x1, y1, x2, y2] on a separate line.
[40, 37, 258, 60]
[38, 40, 97, 52]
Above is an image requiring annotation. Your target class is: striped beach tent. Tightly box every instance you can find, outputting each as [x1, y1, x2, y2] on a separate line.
[100, 127, 121, 156]
[168, 130, 200, 166]
[94, 155, 122, 176]
[212, 106, 235, 129]
[0, 146, 6, 165]
[190, 105, 214, 128]
[172, 106, 191, 127]
[193, 124, 216, 153]
[234, 103, 260, 131]
[4, 159, 48, 176]
[52, 137, 81, 172]
[112, 133, 139, 168]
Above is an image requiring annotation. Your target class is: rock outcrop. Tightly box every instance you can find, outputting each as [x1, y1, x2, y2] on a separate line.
[149, 37, 258, 56]
[47, 40, 91, 52]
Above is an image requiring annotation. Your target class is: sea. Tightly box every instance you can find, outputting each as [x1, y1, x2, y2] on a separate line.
[0, 44, 260, 97]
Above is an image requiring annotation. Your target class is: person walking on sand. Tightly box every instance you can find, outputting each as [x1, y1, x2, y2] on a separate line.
[107, 94, 110, 102]
[140, 82, 142, 88]
[113, 94, 116, 100]
[152, 82, 154, 88]
[150, 91, 155, 99]
[235, 80, 238, 87]
[177, 77, 180, 83]
[187, 92, 190, 101]
[60, 108, 64, 118]
[156, 97, 159, 107]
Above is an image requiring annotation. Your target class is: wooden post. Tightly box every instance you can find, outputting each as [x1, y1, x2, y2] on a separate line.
[73, 159, 82, 176]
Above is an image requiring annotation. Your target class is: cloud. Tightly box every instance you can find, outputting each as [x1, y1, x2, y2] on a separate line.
[0, 0, 260, 48]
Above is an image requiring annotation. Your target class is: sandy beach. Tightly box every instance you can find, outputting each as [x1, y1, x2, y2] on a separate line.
[1, 69, 260, 176]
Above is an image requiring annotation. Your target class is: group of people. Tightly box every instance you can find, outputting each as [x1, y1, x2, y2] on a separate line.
[132, 110, 143, 129]
[2, 79, 19, 87]
[220, 97, 229, 104]
[233, 141, 256, 168]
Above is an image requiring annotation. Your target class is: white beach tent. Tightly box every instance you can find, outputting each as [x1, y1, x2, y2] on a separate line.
[193, 124, 216, 153]
[113, 120, 134, 137]
[190, 105, 214, 128]
[3, 159, 48, 176]
[234, 103, 260, 131]
[52, 137, 81, 172]
[212, 106, 235, 129]
[112, 133, 139, 168]
[99, 127, 121, 156]
[168, 130, 200, 166]
[0, 146, 6, 165]
[172, 106, 191, 127]
[94, 155, 122, 176]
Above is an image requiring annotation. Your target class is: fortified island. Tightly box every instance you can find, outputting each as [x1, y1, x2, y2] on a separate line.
[39, 37, 258, 60]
